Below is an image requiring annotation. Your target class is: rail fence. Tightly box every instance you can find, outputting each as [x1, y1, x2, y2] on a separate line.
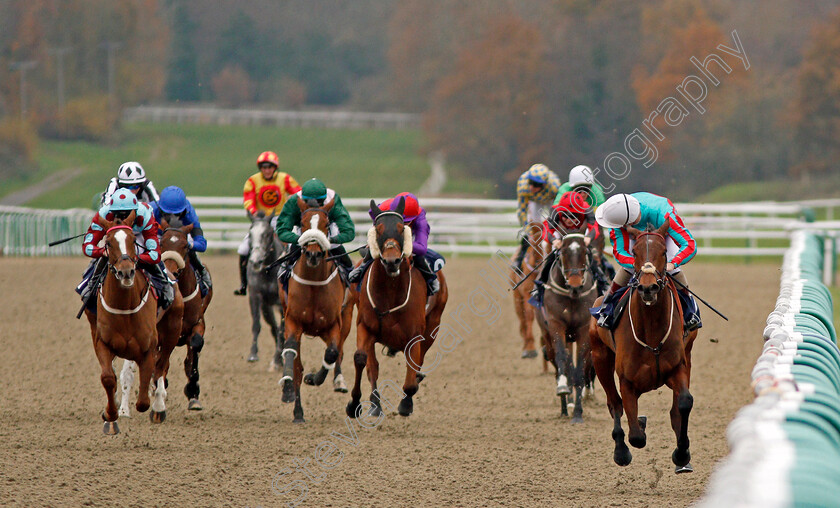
[2, 198, 840, 266]
[699, 230, 840, 507]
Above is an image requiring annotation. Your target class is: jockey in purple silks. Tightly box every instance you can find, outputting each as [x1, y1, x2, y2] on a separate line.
[348, 191, 440, 295]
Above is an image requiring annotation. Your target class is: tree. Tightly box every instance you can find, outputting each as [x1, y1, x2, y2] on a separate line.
[165, 1, 200, 101]
[426, 16, 546, 192]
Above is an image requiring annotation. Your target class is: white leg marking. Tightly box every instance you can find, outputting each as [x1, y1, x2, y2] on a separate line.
[151, 377, 167, 412]
[119, 360, 136, 417]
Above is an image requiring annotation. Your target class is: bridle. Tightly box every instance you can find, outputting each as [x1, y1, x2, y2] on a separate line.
[105, 225, 137, 275]
[630, 231, 668, 292]
[294, 208, 339, 286]
[374, 211, 408, 265]
[161, 227, 189, 277]
[546, 233, 595, 297]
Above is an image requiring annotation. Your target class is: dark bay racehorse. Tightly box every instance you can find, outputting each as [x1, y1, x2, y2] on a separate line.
[159, 217, 213, 410]
[346, 197, 448, 418]
[589, 221, 699, 473]
[538, 231, 597, 423]
[276, 200, 353, 422]
[86, 213, 183, 433]
[245, 211, 287, 369]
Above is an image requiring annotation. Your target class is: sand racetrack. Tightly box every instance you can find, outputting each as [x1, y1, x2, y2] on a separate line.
[0, 256, 779, 507]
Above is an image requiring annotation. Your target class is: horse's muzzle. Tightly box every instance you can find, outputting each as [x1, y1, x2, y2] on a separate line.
[640, 284, 660, 305]
[381, 257, 401, 277]
[305, 250, 324, 267]
[115, 267, 136, 287]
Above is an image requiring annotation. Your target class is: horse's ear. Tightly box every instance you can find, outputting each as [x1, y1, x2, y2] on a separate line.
[657, 220, 670, 238]
[120, 210, 137, 227]
[159, 216, 170, 230]
[95, 213, 112, 230]
[323, 199, 335, 213]
[395, 196, 406, 217]
[247, 210, 255, 222]
[370, 199, 382, 217]
[626, 225, 642, 238]
[183, 223, 194, 235]
[297, 196, 307, 212]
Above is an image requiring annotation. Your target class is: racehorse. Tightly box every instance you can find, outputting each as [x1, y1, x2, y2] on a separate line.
[537, 230, 597, 423]
[245, 211, 287, 369]
[589, 221, 699, 473]
[510, 224, 546, 360]
[276, 200, 353, 422]
[158, 217, 212, 410]
[85, 213, 183, 434]
[346, 197, 448, 418]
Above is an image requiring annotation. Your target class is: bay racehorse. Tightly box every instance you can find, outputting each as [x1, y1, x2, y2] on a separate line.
[85, 213, 183, 434]
[538, 230, 597, 423]
[276, 199, 353, 422]
[245, 211, 287, 369]
[589, 221, 699, 473]
[511, 224, 546, 360]
[346, 197, 448, 418]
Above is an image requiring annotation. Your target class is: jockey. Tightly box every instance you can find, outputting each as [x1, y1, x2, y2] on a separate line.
[553, 165, 606, 210]
[275, 178, 355, 289]
[101, 161, 160, 205]
[593, 192, 701, 331]
[151, 186, 213, 293]
[348, 192, 441, 295]
[234, 151, 301, 295]
[529, 191, 608, 306]
[513, 163, 560, 271]
[77, 189, 174, 310]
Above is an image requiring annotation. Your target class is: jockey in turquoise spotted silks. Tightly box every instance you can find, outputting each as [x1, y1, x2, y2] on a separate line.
[76, 189, 175, 311]
[348, 191, 441, 295]
[513, 163, 561, 271]
[592, 192, 701, 332]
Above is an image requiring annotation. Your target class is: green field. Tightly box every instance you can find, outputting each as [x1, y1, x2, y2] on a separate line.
[8, 123, 437, 209]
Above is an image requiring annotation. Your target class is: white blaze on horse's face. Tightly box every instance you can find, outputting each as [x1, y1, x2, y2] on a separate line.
[249, 220, 268, 265]
[309, 213, 319, 232]
[114, 229, 128, 257]
[112, 229, 136, 287]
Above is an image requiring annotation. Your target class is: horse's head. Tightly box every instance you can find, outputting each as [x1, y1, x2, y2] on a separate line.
[298, 197, 334, 268]
[160, 215, 194, 277]
[99, 211, 138, 288]
[629, 221, 669, 305]
[558, 230, 590, 293]
[369, 197, 411, 277]
[248, 210, 276, 268]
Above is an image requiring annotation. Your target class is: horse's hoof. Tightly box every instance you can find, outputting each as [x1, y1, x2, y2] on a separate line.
[102, 420, 120, 435]
[188, 398, 203, 411]
[367, 403, 382, 418]
[416, 373, 426, 384]
[281, 379, 295, 403]
[614, 447, 632, 467]
[247, 354, 259, 363]
[149, 410, 166, 424]
[398, 398, 413, 417]
[638, 416, 647, 431]
[346, 400, 361, 418]
[672, 448, 691, 468]
[675, 463, 694, 474]
[629, 434, 646, 449]
[521, 349, 538, 359]
[293, 417, 306, 424]
[556, 376, 570, 396]
[303, 373, 316, 386]
[571, 416, 584, 424]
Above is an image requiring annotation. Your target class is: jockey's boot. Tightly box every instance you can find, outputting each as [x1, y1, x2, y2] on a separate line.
[596, 282, 624, 329]
[77, 257, 107, 301]
[348, 252, 373, 284]
[590, 258, 611, 296]
[511, 236, 530, 271]
[233, 254, 248, 295]
[414, 255, 440, 295]
[146, 262, 174, 309]
[329, 245, 353, 285]
[677, 288, 702, 332]
[188, 250, 212, 291]
[528, 251, 555, 307]
[278, 244, 301, 291]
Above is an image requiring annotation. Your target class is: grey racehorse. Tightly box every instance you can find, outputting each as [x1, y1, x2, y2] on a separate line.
[245, 211, 287, 370]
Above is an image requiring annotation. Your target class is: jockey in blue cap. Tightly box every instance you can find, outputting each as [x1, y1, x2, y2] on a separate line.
[151, 186, 213, 293]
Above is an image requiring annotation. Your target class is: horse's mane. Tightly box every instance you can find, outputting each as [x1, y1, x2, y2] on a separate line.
[165, 214, 184, 229]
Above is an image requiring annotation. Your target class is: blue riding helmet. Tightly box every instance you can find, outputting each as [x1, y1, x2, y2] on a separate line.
[109, 190, 139, 211]
[158, 186, 188, 214]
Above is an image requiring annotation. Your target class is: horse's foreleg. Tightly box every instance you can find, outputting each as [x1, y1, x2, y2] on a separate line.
[93, 338, 119, 434]
[279, 321, 300, 404]
[551, 323, 571, 410]
[305, 324, 340, 387]
[184, 328, 205, 409]
[667, 367, 693, 471]
[620, 379, 645, 450]
[591, 328, 631, 465]
[135, 345, 155, 415]
[292, 347, 305, 424]
[272, 309, 287, 372]
[262, 302, 281, 371]
[366, 340, 382, 417]
[398, 338, 422, 417]
[248, 296, 261, 362]
[571, 326, 590, 424]
[118, 360, 136, 418]
[346, 325, 371, 418]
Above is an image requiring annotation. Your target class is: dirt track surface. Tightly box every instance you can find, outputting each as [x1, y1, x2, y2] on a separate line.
[0, 256, 779, 507]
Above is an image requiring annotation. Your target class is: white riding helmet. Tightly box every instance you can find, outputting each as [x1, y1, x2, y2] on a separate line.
[568, 165, 594, 188]
[595, 194, 641, 229]
[117, 161, 147, 185]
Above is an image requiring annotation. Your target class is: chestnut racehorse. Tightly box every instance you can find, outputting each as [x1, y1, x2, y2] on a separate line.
[158, 218, 213, 410]
[510, 224, 546, 359]
[589, 221, 698, 473]
[346, 197, 448, 418]
[277, 199, 353, 423]
[85, 213, 183, 434]
[538, 230, 597, 422]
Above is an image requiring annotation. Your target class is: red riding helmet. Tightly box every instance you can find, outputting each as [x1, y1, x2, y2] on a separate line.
[380, 192, 421, 222]
[256, 151, 279, 167]
[553, 191, 588, 228]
